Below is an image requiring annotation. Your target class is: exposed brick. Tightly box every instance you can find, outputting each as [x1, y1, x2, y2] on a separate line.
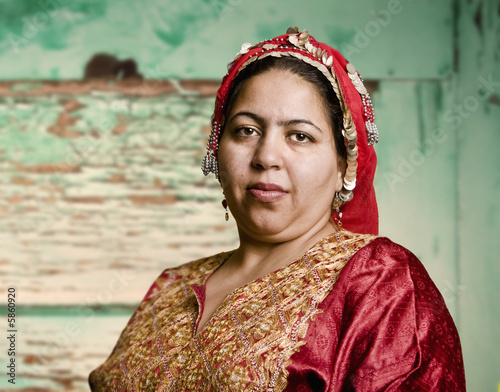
[127, 194, 176, 205]
[38, 268, 63, 275]
[8, 194, 27, 204]
[63, 196, 105, 203]
[60, 99, 86, 112]
[48, 112, 81, 138]
[153, 178, 164, 188]
[109, 261, 134, 269]
[112, 123, 128, 135]
[23, 354, 42, 365]
[90, 129, 102, 138]
[0, 80, 181, 97]
[11, 176, 35, 185]
[112, 114, 131, 135]
[180, 80, 219, 96]
[11, 162, 80, 174]
[105, 173, 128, 183]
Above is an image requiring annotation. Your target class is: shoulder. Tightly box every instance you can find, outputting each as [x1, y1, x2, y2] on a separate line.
[339, 236, 431, 292]
[329, 236, 466, 390]
[332, 236, 425, 322]
[347, 236, 421, 269]
[337, 236, 451, 326]
[141, 250, 233, 302]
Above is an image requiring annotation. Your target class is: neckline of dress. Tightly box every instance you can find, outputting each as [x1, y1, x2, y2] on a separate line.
[198, 228, 350, 285]
[193, 228, 357, 336]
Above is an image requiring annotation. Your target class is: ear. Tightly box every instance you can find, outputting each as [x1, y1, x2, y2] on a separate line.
[336, 156, 346, 192]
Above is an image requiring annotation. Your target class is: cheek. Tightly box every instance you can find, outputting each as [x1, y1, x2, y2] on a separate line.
[291, 153, 339, 190]
[217, 143, 244, 189]
[216, 138, 232, 185]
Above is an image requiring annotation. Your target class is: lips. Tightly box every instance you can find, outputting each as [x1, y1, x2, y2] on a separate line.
[247, 182, 288, 202]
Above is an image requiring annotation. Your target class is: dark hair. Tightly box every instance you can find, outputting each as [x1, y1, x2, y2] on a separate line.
[222, 56, 347, 160]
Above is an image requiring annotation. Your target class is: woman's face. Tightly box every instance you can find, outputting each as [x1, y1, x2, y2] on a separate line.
[218, 69, 345, 243]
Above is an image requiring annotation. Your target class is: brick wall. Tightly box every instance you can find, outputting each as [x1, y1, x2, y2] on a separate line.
[0, 80, 240, 390]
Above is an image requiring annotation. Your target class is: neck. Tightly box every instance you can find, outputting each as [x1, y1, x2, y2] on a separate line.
[229, 217, 339, 277]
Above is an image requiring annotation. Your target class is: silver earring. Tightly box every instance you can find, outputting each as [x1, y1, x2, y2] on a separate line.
[332, 192, 342, 228]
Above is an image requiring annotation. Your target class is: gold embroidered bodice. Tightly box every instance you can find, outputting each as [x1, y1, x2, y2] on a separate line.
[89, 230, 375, 391]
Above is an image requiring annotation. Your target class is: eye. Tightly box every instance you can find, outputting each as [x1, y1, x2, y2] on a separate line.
[234, 127, 259, 137]
[290, 132, 313, 143]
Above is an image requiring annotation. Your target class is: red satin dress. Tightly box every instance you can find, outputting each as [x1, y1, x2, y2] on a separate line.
[89, 231, 465, 391]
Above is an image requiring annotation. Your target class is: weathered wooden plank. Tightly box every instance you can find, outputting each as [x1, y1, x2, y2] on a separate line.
[0, 91, 240, 307]
[0, 80, 219, 97]
[0, 0, 452, 80]
[0, 81, 463, 312]
[1, 311, 132, 391]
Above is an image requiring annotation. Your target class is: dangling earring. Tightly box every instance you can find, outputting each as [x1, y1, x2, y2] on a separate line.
[332, 192, 342, 229]
[221, 198, 229, 221]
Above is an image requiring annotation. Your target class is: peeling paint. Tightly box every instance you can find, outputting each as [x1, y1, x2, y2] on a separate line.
[0, 0, 454, 80]
[0, 2, 498, 391]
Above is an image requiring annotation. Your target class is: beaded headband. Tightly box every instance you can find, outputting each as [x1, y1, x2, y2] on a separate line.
[201, 27, 379, 205]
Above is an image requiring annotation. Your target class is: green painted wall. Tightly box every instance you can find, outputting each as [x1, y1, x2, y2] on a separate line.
[456, 1, 500, 390]
[0, 0, 452, 80]
[0, 0, 498, 391]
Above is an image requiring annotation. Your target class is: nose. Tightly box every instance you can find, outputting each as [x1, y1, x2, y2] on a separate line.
[251, 133, 283, 170]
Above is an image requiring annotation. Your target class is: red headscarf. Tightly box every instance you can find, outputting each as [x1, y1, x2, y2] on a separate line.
[202, 28, 379, 235]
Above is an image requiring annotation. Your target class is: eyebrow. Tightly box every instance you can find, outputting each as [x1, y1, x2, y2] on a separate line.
[228, 111, 324, 133]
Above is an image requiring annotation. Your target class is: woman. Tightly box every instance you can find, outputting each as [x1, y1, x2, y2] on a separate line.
[89, 28, 465, 391]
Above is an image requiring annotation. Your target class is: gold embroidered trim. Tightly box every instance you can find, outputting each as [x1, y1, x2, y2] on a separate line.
[90, 231, 375, 391]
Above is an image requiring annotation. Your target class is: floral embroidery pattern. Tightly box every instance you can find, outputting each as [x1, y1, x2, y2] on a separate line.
[90, 231, 375, 391]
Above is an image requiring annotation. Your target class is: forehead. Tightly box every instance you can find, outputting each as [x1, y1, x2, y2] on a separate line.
[228, 69, 330, 124]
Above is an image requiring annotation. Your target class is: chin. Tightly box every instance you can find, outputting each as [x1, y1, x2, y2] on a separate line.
[238, 215, 291, 240]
